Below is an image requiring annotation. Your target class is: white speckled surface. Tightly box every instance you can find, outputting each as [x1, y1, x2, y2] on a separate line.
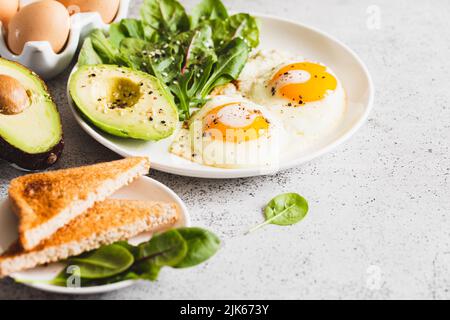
[1, 0, 449, 300]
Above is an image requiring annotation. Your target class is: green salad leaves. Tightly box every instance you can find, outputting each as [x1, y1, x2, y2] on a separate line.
[53, 227, 220, 287]
[78, 0, 260, 120]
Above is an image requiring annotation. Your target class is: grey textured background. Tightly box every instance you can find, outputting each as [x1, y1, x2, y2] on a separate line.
[1, 0, 449, 300]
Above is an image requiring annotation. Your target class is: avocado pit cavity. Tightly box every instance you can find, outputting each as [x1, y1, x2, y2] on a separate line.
[0, 74, 30, 115]
[107, 77, 142, 110]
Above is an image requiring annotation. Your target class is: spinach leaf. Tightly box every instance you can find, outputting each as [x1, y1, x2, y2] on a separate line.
[127, 263, 163, 281]
[66, 244, 134, 279]
[108, 23, 127, 48]
[175, 227, 221, 268]
[134, 230, 187, 266]
[225, 13, 260, 49]
[191, 0, 229, 27]
[51, 228, 220, 287]
[51, 271, 71, 287]
[89, 30, 119, 64]
[141, 0, 190, 41]
[125, 230, 187, 281]
[78, 38, 104, 66]
[249, 193, 309, 233]
[211, 13, 260, 50]
[119, 19, 146, 40]
[110, 19, 146, 47]
[199, 37, 249, 97]
[114, 241, 140, 258]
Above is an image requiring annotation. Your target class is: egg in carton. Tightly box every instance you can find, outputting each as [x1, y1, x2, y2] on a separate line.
[0, 0, 131, 80]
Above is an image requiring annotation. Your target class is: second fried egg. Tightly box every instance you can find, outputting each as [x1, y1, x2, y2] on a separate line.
[239, 50, 346, 139]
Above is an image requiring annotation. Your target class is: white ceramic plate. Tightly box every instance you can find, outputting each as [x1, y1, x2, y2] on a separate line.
[0, 176, 190, 295]
[67, 14, 374, 179]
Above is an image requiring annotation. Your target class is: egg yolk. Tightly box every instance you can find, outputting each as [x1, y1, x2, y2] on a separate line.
[270, 62, 337, 104]
[203, 103, 269, 143]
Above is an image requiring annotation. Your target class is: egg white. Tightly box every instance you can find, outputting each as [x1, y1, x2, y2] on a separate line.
[170, 95, 287, 169]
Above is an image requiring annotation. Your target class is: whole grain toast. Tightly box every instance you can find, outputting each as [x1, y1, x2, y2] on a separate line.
[0, 199, 180, 277]
[9, 157, 150, 250]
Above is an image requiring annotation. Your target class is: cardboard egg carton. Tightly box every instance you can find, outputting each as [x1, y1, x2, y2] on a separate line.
[0, 0, 130, 80]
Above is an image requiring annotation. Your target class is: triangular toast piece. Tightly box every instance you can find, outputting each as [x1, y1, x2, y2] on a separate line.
[0, 199, 179, 277]
[8, 157, 150, 250]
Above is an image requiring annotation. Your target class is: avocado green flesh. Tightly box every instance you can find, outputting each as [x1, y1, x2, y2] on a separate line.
[0, 61, 62, 154]
[69, 65, 178, 141]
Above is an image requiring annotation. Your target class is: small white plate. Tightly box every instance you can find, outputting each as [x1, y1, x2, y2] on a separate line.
[67, 14, 374, 179]
[0, 176, 190, 295]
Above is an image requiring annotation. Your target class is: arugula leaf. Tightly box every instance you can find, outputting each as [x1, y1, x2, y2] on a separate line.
[191, 0, 229, 27]
[175, 228, 221, 268]
[66, 244, 134, 279]
[249, 193, 309, 233]
[141, 0, 190, 41]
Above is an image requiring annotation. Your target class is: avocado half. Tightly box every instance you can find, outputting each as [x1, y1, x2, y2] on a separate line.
[0, 58, 64, 171]
[69, 65, 178, 141]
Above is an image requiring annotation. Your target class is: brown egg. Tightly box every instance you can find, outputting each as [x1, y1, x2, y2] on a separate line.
[58, 0, 120, 24]
[0, 0, 19, 28]
[7, 0, 71, 55]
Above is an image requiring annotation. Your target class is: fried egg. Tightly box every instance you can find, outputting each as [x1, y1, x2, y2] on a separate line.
[170, 96, 286, 168]
[239, 50, 346, 139]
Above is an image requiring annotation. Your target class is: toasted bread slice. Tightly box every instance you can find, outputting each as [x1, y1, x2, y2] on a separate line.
[9, 157, 150, 250]
[0, 199, 180, 277]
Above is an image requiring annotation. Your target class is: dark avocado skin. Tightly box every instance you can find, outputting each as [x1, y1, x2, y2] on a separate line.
[0, 58, 64, 171]
[0, 136, 64, 171]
